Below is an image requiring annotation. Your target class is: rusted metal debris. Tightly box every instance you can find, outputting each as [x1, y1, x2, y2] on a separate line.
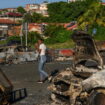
[48, 31, 105, 105]
[0, 68, 13, 105]
[0, 68, 28, 105]
[72, 31, 103, 69]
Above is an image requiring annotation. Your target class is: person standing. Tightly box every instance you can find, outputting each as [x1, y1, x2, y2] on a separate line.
[37, 39, 48, 83]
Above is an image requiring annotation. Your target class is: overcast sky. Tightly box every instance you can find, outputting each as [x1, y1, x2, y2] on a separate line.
[0, 0, 105, 9]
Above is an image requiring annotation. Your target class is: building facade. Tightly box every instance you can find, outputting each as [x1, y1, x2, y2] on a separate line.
[0, 12, 23, 21]
[39, 3, 48, 16]
[67, 0, 76, 3]
[25, 3, 48, 17]
[25, 4, 40, 12]
[0, 19, 18, 37]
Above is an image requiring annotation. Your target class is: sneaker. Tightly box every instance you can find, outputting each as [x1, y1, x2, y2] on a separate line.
[37, 80, 43, 84]
[43, 77, 48, 82]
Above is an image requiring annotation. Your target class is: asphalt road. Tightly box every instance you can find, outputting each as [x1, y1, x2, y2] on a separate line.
[1, 61, 71, 105]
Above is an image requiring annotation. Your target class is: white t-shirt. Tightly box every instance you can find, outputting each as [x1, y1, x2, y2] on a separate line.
[39, 43, 46, 56]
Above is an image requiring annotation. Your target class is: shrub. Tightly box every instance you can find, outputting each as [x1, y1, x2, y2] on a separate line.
[26, 31, 42, 45]
[88, 25, 105, 41]
[7, 36, 20, 42]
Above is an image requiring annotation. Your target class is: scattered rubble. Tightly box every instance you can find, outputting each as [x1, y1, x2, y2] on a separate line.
[48, 31, 105, 105]
[55, 57, 73, 61]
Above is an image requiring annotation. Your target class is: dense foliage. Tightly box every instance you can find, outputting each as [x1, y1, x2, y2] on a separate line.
[22, 0, 103, 24]
[94, 26, 105, 40]
[23, 12, 46, 23]
[78, 2, 105, 29]
[44, 25, 73, 44]
[47, 1, 87, 22]
[20, 31, 42, 46]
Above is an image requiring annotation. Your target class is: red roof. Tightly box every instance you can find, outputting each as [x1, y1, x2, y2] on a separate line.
[29, 23, 40, 26]
[28, 23, 40, 30]
[0, 19, 17, 24]
[67, 24, 77, 30]
[6, 12, 23, 17]
[102, 2, 105, 5]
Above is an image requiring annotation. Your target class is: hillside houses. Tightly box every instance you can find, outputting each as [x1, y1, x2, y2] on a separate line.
[0, 12, 23, 21]
[0, 2, 78, 38]
[0, 20, 77, 37]
[0, 2, 48, 20]
[0, 19, 18, 37]
[7, 23, 43, 36]
[0, 2, 49, 37]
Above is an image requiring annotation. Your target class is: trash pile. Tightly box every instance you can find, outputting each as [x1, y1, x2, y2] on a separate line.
[55, 56, 73, 61]
[48, 31, 105, 105]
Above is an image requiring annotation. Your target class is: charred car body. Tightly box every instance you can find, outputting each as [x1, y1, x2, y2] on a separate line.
[48, 31, 105, 105]
[0, 46, 39, 64]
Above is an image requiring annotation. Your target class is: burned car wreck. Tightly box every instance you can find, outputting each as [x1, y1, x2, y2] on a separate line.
[48, 31, 105, 105]
[0, 46, 39, 64]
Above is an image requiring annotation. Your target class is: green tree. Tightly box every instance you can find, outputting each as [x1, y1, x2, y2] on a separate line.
[23, 13, 32, 23]
[23, 12, 47, 23]
[17, 6, 26, 14]
[32, 12, 43, 23]
[47, 2, 68, 22]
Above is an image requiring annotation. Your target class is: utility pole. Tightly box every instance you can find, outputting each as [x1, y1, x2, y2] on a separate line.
[20, 24, 23, 46]
[67, 0, 69, 3]
[22, 12, 29, 51]
[25, 22, 28, 51]
[67, 0, 76, 3]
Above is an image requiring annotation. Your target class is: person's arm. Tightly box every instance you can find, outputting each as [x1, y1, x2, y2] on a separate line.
[38, 48, 41, 54]
[35, 43, 39, 50]
[35, 43, 41, 54]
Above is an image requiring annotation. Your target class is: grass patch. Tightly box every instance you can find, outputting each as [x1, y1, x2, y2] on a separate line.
[46, 40, 74, 49]
[0, 40, 7, 45]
